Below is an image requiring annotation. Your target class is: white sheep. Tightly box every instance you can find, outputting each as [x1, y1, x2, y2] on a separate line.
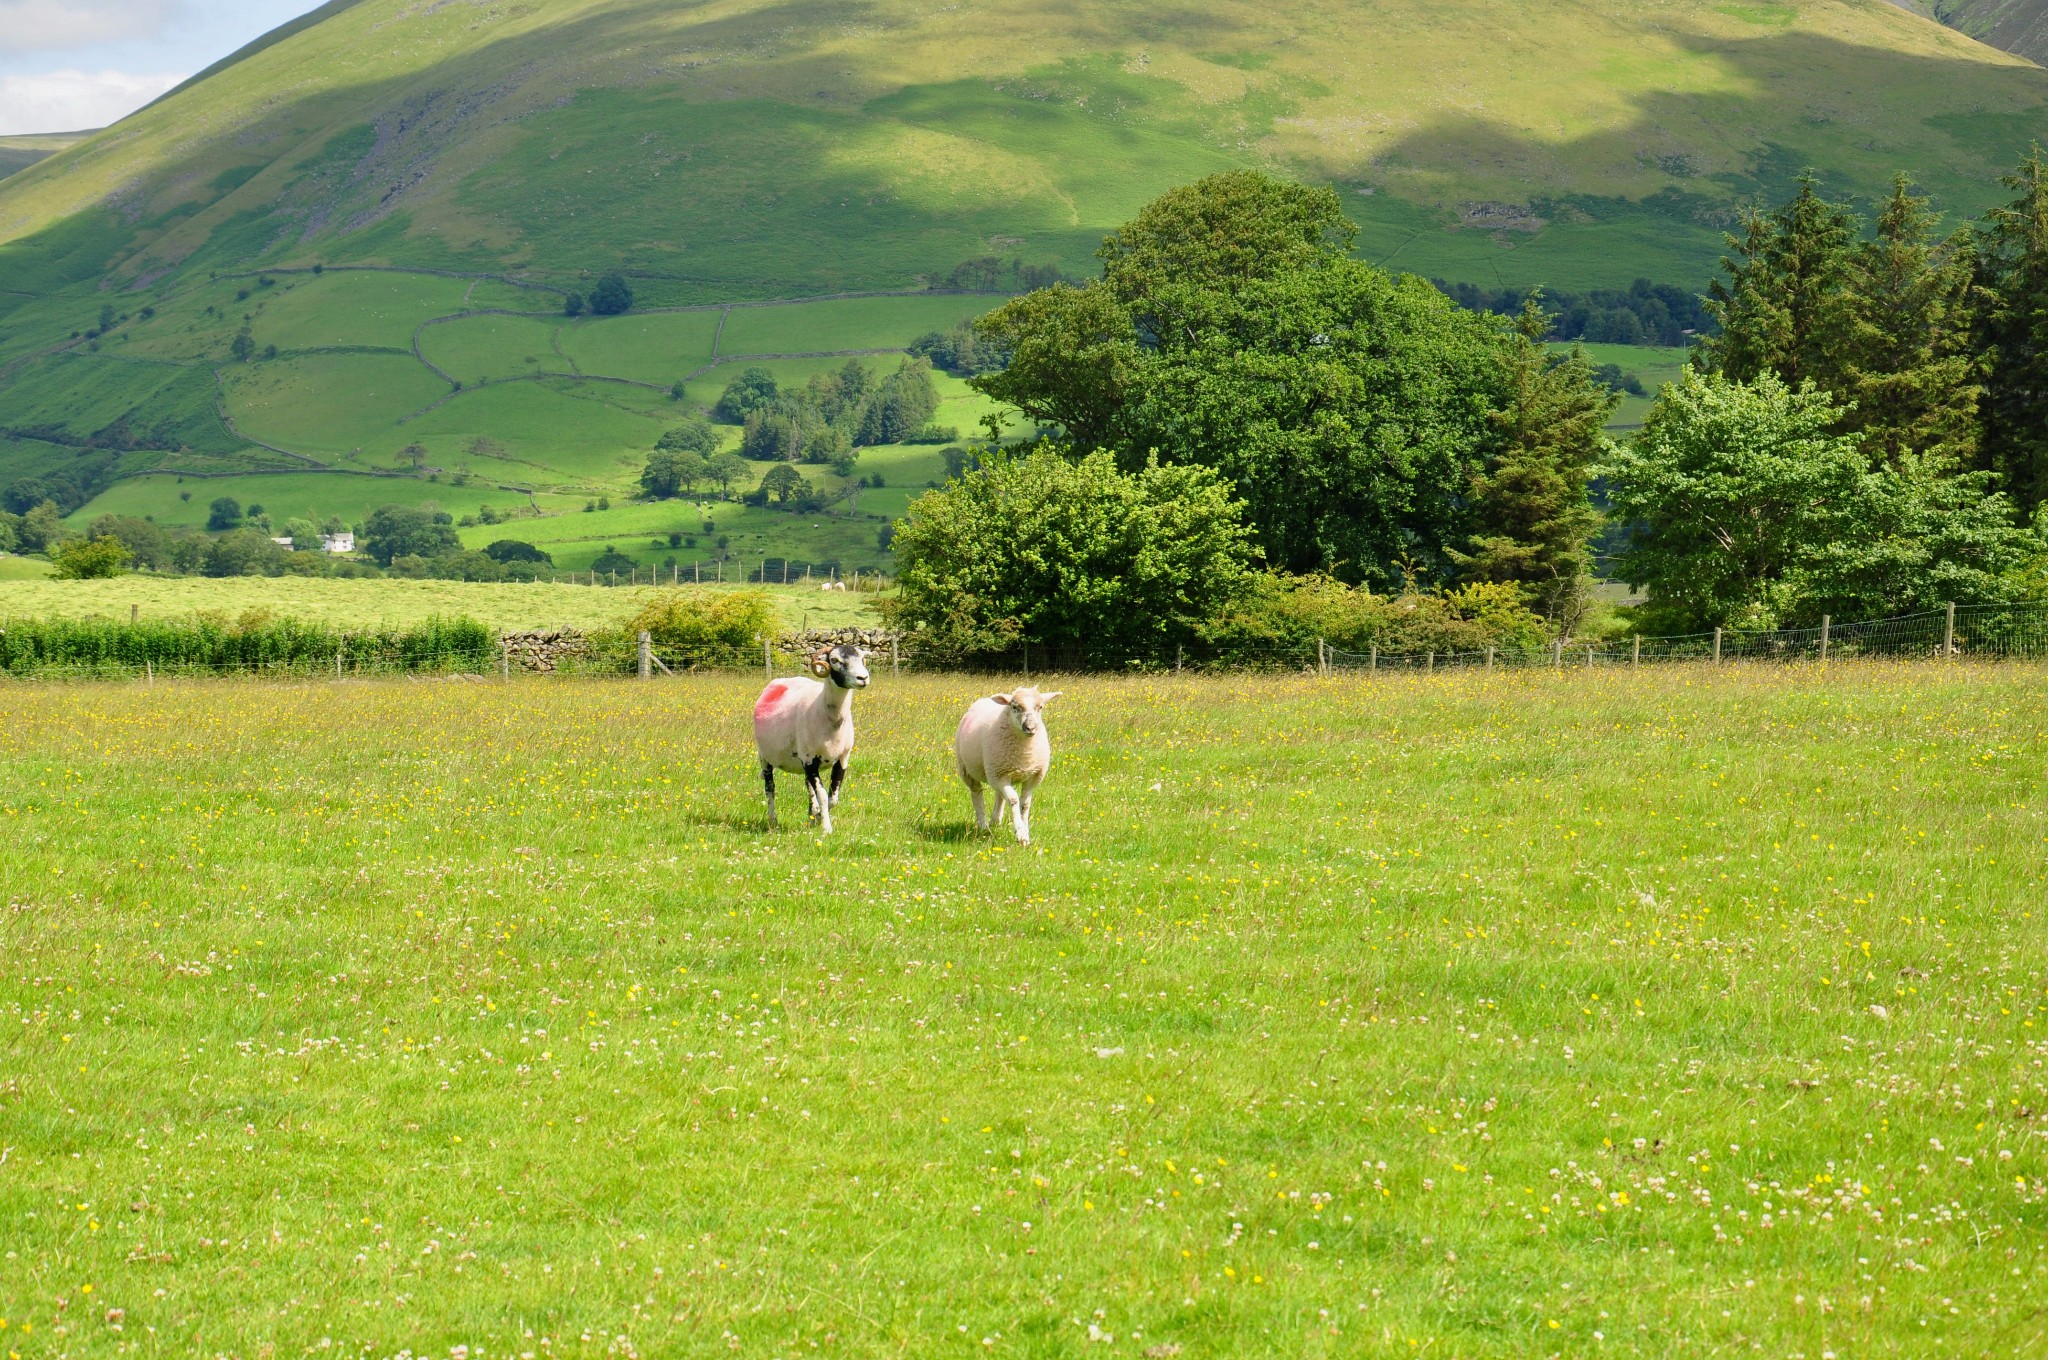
[753, 644, 870, 832]
[954, 686, 1062, 843]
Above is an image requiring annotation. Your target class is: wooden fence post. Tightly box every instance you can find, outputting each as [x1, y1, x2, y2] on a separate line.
[892, 636, 900, 677]
[1713, 627, 1723, 664]
[1944, 601, 1956, 658]
[1176, 643, 1184, 674]
[1586, 645, 1594, 668]
[145, 659, 153, 686]
[1552, 639, 1562, 670]
[1632, 635, 1641, 667]
[1485, 646, 1494, 671]
[1369, 645, 1377, 674]
[501, 641, 511, 683]
[1819, 614, 1830, 663]
[1427, 649, 1435, 672]
[638, 630, 652, 680]
[764, 638, 772, 680]
[130, 603, 138, 624]
[1317, 638, 1327, 677]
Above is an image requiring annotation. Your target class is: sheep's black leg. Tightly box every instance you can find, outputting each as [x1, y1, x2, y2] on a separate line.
[828, 758, 847, 808]
[803, 758, 834, 834]
[762, 762, 777, 829]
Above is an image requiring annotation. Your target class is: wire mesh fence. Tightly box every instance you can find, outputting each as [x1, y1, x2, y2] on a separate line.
[5, 601, 2048, 683]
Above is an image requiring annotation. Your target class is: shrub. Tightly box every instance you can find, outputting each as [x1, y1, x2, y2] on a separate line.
[50, 536, 132, 579]
[885, 445, 1257, 660]
[1201, 574, 1550, 655]
[590, 546, 637, 575]
[628, 590, 774, 668]
[588, 273, 633, 316]
[484, 539, 551, 564]
[0, 614, 498, 674]
[207, 496, 243, 530]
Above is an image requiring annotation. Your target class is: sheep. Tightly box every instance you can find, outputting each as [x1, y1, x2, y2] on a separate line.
[955, 686, 1062, 843]
[753, 644, 871, 833]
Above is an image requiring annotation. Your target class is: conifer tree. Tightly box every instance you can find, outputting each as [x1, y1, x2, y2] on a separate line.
[1698, 176, 1856, 391]
[1833, 176, 1978, 470]
[1453, 298, 1615, 636]
[1971, 148, 2048, 510]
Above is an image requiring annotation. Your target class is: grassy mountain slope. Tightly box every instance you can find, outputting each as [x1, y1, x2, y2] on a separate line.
[0, 132, 93, 184]
[1913, 0, 2048, 64]
[1, 0, 2045, 565]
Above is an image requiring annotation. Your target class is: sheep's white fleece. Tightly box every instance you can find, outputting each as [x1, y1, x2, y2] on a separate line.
[955, 691, 1054, 841]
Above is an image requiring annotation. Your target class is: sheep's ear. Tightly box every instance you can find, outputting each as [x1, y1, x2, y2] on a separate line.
[1039, 691, 1063, 705]
[990, 692, 1012, 706]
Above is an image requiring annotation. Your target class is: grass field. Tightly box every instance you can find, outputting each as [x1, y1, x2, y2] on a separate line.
[0, 553, 54, 580]
[0, 663, 2041, 1356]
[0, 577, 881, 632]
[1560, 343, 1695, 428]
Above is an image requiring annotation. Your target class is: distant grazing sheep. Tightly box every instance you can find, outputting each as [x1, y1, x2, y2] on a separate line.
[753, 644, 871, 832]
[955, 686, 1062, 843]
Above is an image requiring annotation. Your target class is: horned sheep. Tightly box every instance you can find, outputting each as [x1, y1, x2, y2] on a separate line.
[753, 644, 870, 833]
[954, 686, 1061, 843]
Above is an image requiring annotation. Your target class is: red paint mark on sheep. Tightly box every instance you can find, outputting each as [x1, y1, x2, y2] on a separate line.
[754, 682, 789, 720]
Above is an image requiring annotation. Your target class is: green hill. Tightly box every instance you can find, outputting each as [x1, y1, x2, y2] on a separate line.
[0, 132, 94, 184]
[1912, 0, 2048, 64]
[2, 0, 2046, 566]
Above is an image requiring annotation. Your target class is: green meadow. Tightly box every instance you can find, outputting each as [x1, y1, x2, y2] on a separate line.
[0, 576, 879, 632]
[0, 663, 2041, 1356]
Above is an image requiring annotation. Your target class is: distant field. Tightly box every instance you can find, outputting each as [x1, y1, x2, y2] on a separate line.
[0, 576, 881, 631]
[1558, 342, 1695, 427]
[717, 295, 1000, 355]
[0, 553, 53, 580]
[556, 310, 723, 385]
[1, 664, 2040, 1356]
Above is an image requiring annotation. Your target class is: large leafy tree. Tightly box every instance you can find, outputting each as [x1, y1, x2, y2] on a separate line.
[1604, 371, 2032, 630]
[361, 504, 461, 565]
[971, 172, 1513, 586]
[1604, 371, 1870, 630]
[886, 446, 1257, 657]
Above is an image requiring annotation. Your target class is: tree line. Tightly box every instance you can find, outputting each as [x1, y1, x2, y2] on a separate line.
[882, 167, 2048, 656]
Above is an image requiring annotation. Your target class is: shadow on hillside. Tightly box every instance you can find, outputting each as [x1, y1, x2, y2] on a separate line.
[1367, 23, 2047, 223]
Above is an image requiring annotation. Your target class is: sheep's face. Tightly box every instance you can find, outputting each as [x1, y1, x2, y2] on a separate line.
[824, 645, 870, 690]
[991, 687, 1061, 736]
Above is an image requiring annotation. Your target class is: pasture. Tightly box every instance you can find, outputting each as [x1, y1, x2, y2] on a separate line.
[0, 663, 2042, 1356]
[0, 577, 881, 633]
